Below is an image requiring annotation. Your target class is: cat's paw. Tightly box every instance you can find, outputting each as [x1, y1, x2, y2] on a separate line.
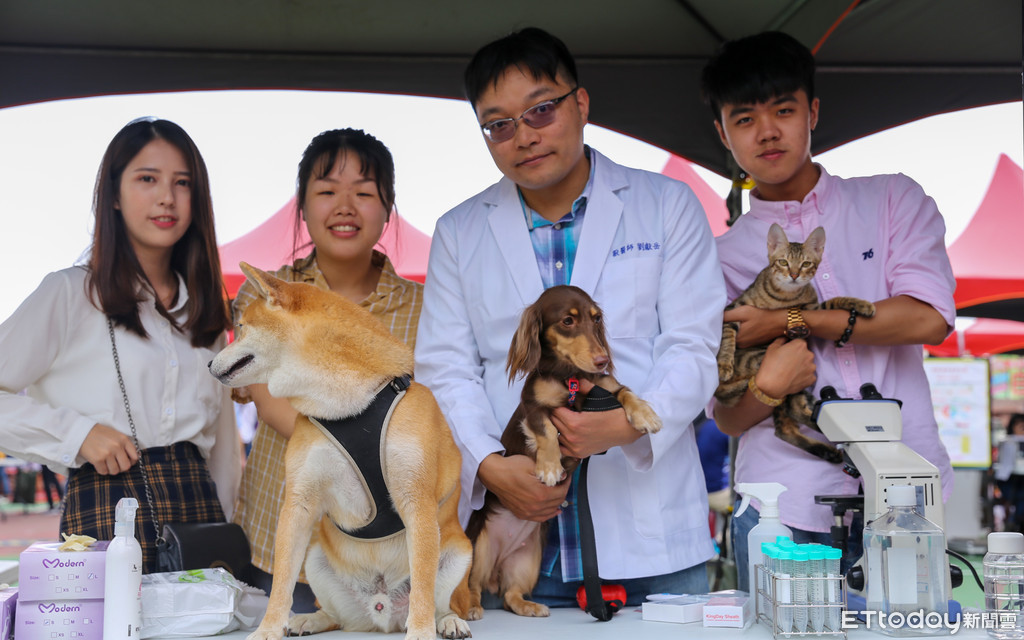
[822, 296, 876, 318]
[855, 301, 876, 318]
[718, 359, 735, 382]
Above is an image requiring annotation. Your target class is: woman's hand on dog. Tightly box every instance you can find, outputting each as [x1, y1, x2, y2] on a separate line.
[80, 423, 139, 475]
[479, 453, 570, 522]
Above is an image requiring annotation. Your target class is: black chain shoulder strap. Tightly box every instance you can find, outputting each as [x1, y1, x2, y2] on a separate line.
[107, 317, 164, 545]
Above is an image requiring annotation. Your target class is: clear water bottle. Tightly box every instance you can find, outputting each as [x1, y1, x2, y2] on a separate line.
[863, 485, 948, 636]
[985, 531, 1024, 639]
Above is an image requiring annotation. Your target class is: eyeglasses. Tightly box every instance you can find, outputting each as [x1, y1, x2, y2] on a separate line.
[479, 87, 579, 143]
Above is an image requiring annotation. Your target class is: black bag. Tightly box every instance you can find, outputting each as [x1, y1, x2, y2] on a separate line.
[156, 522, 252, 581]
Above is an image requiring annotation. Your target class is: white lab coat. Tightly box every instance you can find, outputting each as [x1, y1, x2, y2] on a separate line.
[415, 149, 726, 578]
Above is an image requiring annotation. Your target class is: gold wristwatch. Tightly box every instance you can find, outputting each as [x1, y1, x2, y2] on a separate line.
[785, 307, 810, 340]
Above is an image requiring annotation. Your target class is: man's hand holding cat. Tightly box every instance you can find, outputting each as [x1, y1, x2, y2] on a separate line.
[755, 337, 817, 398]
[723, 305, 788, 348]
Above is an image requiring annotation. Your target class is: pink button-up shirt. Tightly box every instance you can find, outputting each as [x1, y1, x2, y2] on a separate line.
[714, 166, 956, 532]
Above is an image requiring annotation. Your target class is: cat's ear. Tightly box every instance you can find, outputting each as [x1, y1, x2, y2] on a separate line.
[767, 223, 788, 255]
[804, 226, 826, 260]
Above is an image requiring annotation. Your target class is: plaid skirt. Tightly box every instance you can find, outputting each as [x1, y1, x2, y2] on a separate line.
[61, 442, 225, 573]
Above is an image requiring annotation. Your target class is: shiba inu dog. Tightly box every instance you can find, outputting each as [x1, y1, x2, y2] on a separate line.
[209, 263, 471, 640]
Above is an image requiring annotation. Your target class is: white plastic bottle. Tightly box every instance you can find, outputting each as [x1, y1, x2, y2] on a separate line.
[104, 497, 143, 639]
[735, 482, 793, 597]
[863, 485, 947, 636]
[984, 531, 1024, 639]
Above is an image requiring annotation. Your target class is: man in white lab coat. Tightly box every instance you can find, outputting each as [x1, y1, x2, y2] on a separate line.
[415, 27, 727, 606]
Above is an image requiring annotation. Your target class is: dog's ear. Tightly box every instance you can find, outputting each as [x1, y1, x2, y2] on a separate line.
[240, 262, 289, 307]
[593, 304, 615, 376]
[506, 302, 544, 384]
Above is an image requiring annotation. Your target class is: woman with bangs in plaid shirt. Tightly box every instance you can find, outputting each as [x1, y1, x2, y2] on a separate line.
[231, 129, 423, 612]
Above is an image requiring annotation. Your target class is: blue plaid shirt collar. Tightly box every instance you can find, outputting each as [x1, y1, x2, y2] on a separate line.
[520, 147, 596, 231]
[519, 149, 596, 291]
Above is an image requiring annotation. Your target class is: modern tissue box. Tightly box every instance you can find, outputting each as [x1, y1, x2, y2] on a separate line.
[1, 587, 17, 640]
[17, 541, 108, 602]
[15, 598, 103, 640]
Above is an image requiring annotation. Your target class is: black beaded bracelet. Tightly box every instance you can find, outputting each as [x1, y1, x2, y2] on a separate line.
[835, 309, 859, 348]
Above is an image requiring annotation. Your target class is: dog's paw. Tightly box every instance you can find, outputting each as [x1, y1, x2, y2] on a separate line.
[287, 610, 336, 636]
[437, 613, 472, 639]
[624, 398, 662, 435]
[405, 625, 441, 640]
[245, 626, 287, 640]
[534, 460, 565, 487]
[465, 604, 484, 621]
[507, 597, 550, 617]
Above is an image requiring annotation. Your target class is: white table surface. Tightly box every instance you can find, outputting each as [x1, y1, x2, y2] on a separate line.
[203, 606, 988, 639]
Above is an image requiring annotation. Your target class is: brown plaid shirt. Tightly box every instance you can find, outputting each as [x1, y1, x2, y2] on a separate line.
[230, 251, 422, 579]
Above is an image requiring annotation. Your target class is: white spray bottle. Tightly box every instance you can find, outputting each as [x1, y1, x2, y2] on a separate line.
[103, 497, 143, 639]
[735, 482, 793, 598]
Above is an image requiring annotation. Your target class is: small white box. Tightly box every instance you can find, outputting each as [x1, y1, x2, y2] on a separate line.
[703, 594, 753, 628]
[641, 595, 706, 624]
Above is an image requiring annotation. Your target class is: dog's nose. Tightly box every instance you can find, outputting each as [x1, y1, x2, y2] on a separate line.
[593, 354, 610, 369]
[207, 360, 213, 369]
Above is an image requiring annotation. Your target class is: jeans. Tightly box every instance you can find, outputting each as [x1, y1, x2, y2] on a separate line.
[731, 498, 863, 593]
[482, 558, 709, 609]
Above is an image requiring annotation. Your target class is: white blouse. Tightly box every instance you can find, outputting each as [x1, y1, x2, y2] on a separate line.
[0, 266, 240, 517]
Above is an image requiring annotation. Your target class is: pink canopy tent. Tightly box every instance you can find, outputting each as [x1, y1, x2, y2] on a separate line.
[927, 317, 1024, 357]
[946, 154, 1024, 320]
[218, 197, 431, 298]
[660, 154, 730, 237]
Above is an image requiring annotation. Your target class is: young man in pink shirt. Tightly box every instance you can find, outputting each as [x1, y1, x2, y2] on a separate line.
[702, 31, 956, 592]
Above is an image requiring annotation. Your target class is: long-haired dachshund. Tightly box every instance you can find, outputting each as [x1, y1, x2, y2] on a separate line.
[464, 285, 661, 619]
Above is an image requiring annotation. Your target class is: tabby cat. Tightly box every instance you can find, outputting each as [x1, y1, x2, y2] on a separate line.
[715, 223, 876, 463]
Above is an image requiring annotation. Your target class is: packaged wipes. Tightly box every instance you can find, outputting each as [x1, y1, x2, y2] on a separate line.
[140, 568, 267, 638]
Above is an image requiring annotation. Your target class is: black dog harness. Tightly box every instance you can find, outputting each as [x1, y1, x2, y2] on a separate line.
[308, 375, 411, 541]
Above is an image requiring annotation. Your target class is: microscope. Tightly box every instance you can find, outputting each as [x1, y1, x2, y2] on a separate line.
[811, 383, 957, 600]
